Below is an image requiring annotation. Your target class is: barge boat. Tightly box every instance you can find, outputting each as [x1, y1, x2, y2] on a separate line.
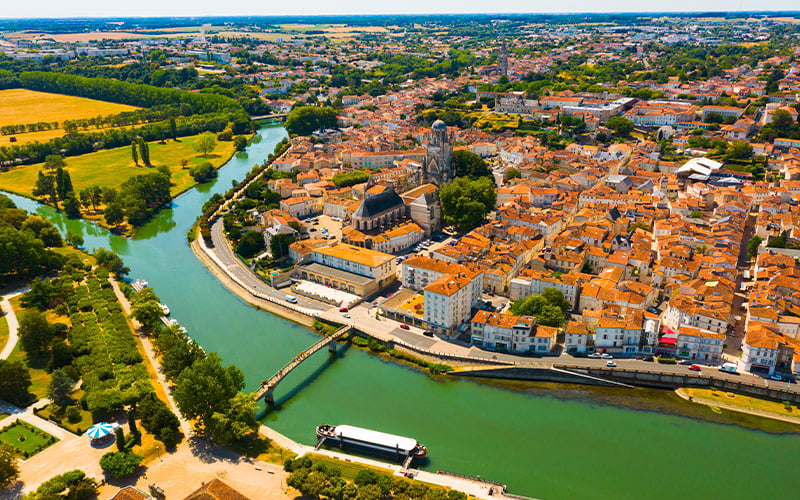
[316, 424, 427, 461]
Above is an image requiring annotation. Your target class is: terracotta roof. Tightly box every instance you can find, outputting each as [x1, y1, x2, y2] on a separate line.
[184, 479, 250, 500]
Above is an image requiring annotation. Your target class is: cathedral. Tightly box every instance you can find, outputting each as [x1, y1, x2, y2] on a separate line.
[421, 119, 454, 186]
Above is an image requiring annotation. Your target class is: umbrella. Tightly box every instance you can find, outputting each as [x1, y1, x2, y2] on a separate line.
[86, 423, 115, 439]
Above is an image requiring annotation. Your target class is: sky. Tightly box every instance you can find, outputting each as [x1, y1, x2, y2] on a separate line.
[2, 1, 799, 20]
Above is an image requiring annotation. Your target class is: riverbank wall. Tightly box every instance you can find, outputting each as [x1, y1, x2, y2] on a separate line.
[454, 365, 800, 405]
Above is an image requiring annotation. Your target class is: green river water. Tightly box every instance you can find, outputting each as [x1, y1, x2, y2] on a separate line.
[3, 125, 800, 500]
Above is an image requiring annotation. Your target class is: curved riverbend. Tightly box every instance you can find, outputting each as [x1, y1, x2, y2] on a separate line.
[3, 125, 800, 499]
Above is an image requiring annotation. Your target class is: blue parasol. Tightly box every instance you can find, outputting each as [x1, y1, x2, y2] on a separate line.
[86, 422, 115, 439]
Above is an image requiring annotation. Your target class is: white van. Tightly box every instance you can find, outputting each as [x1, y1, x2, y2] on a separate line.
[285, 295, 298, 303]
[719, 362, 738, 374]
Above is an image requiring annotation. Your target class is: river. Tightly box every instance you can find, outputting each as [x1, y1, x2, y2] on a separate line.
[3, 125, 800, 500]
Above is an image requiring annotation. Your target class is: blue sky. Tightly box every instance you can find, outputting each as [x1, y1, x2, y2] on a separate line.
[2, 1, 798, 19]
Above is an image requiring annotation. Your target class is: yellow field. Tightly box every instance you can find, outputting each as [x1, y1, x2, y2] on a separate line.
[0, 134, 236, 199]
[684, 387, 800, 418]
[0, 89, 139, 129]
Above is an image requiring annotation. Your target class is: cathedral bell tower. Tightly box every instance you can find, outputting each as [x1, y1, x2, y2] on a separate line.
[423, 120, 454, 186]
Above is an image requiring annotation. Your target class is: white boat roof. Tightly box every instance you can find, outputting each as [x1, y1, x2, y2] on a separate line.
[335, 425, 417, 452]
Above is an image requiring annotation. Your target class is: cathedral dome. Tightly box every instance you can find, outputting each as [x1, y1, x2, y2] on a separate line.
[431, 119, 447, 130]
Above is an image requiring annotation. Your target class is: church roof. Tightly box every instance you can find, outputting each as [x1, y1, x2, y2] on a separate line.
[353, 190, 404, 219]
[431, 119, 447, 130]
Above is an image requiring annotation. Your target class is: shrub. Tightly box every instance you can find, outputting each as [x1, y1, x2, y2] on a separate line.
[99, 451, 143, 478]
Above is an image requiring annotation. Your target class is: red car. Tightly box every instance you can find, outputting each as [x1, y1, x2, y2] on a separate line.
[339, 307, 348, 313]
[399, 324, 410, 330]
[689, 364, 702, 371]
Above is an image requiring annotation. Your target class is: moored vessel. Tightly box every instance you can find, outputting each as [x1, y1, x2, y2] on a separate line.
[316, 424, 427, 461]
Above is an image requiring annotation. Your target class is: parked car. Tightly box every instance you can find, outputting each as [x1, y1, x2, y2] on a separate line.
[678, 359, 692, 365]
[285, 295, 298, 304]
[606, 361, 617, 367]
[688, 364, 702, 371]
[600, 353, 613, 359]
[770, 374, 783, 381]
[342, 313, 351, 319]
[399, 324, 410, 330]
[642, 355, 654, 362]
[339, 307, 348, 313]
[588, 353, 602, 358]
[423, 330, 434, 337]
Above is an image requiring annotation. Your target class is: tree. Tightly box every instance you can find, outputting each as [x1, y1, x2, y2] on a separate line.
[24, 470, 98, 500]
[94, 248, 129, 277]
[747, 235, 762, 260]
[169, 117, 178, 141]
[153, 326, 204, 381]
[130, 289, 163, 329]
[54, 167, 73, 201]
[727, 141, 753, 160]
[173, 353, 245, 435]
[136, 392, 182, 448]
[127, 408, 139, 439]
[510, 288, 569, 327]
[770, 109, 795, 134]
[189, 162, 217, 183]
[284, 106, 338, 136]
[99, 451, 143, 479]
[137, 138, 151, 167]
[208, 392, 259, 444]
[236, 230, 266, 258]
[453, 150, 491, 178]
[65, 230, 84, 248]
[194, 131, 217, 157]
[332, 171, 370, 187]
[0, 194, 15, 209]
[233, 135, 248, 151]
[505, 167, 521, 180]
[44, 154, 65, 172]
[607, 116, 634, 136]
[270, 233, 293, 259]
[18, 310, 53, 356]
[104, 204, 124, 228]
[0, 360, 32, 406]
[33, 171, 55, 203]
[62, 194, 81, 219]
[115, 427, 126, 452]
[131, 140, 139, 166]
[48, 369, 75, 407]
[440, 177, 496, 232]
[0, 447, 19, 490]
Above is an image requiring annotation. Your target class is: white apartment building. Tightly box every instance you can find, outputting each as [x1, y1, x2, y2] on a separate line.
[676, 325, 724, 364]
[424, 272, 483, 335]
[470, 310, 557, 353]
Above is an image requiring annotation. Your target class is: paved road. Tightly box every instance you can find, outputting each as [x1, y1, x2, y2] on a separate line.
[210, 219, 326, 313]
[1, 287, 28, 359]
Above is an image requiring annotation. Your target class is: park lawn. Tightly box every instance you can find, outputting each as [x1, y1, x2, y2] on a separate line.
[685, 387, 800, 418]
[309, 454, 394, 481]
[231, 432, 297, 465]
[8, 294, 72, 402]
[0, 134, 237, 200]
[0, 313, 8, 356]
[0, 421, 58, 456]
[36, 389, 94, 435]
[0, 89, 138, 128]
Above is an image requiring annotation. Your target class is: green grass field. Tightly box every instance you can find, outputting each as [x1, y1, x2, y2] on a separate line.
[36, 390, 94, 435]
[0, 134, 237, 199]
[0, 420, 58, 457]
[0, 89, 138, 128]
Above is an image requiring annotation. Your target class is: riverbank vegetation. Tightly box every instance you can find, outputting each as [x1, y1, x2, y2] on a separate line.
[350, 336, 453, 375]
[681, 387, 800, 420]
[284, 454, 467, 500]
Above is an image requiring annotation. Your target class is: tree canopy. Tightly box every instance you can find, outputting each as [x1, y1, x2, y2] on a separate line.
[440, 176, 496, 232]
[284, 106, 338, 136]
[510, 288, 570, 327]
[453, 149, 491, 178]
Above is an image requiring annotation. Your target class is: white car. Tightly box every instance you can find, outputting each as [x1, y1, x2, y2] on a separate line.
[342, 313, 351, 318]
[601, 353, 613, 359]
[606, 361, 617, 367]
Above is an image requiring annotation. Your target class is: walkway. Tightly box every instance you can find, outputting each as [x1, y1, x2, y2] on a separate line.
[257, 425, 530, 500]
[110, 279, 194, 439]
[1, 288, 28, 359]
[255, 326, 350, 402]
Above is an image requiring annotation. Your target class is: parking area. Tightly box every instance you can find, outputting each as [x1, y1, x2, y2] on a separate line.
[294, 280, 361, 307]
[305, 214, 343, 241]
